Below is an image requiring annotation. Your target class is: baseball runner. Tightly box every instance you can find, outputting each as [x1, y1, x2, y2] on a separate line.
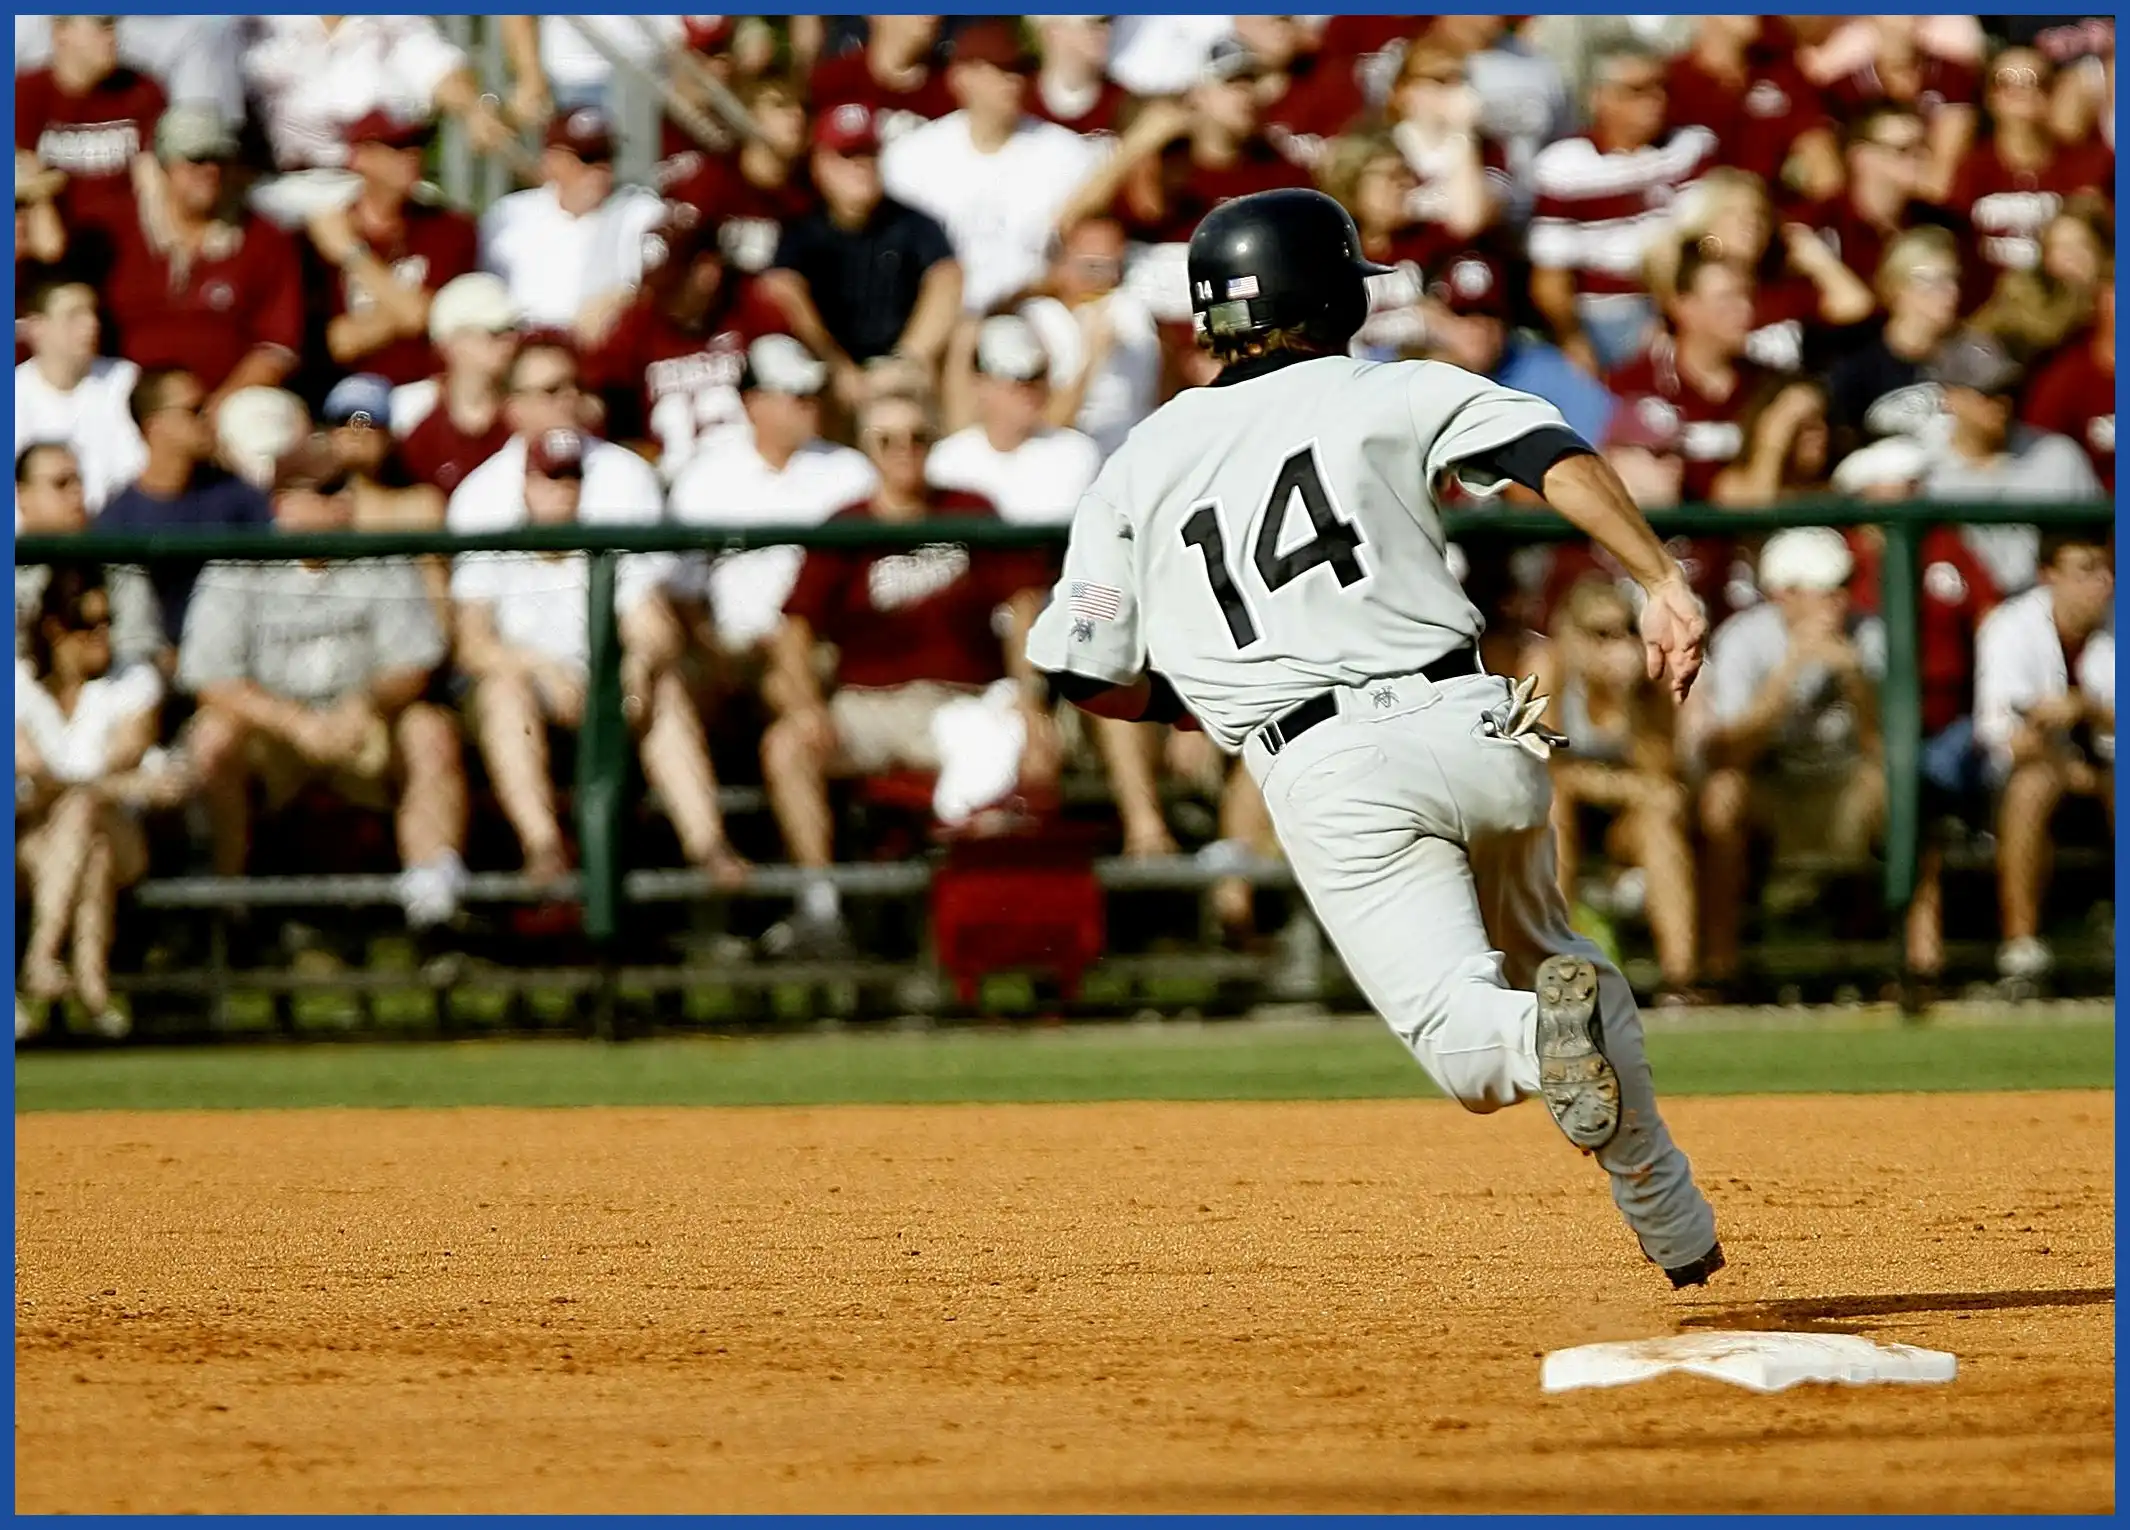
[1028, 189, 1723, 1288]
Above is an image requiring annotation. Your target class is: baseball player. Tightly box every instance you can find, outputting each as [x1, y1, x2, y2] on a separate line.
[1028, 189, 1723, 1288]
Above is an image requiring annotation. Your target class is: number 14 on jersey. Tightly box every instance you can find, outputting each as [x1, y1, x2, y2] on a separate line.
[1180, 443, 1369, 649]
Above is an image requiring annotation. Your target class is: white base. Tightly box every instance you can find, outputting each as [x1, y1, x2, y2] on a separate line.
[1542, 1331, 1958, 1395]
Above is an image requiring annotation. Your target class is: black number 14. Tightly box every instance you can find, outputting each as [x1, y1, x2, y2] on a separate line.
[1181, 444, 1367, 649]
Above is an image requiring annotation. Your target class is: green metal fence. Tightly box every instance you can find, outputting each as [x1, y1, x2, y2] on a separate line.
[20, 496, 2114, 976]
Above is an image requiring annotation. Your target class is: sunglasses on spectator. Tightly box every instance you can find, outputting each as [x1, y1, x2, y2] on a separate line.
[866, 427, 935, 449]
[64, 615, 112, 635]
[1992, 65, 2044, 90]
[1902, 266, 1960, 290]
[1862, 134, 1927, 157]
[514, 378, 581, 397]
[1581, 620, 1633, 642]
[1602, 75, 1665, 97]
[533, 465, 585, 482]
[293, 474, 354, 497]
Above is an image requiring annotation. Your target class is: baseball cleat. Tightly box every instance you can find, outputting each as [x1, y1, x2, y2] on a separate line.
[1533, 955, 1620, 1151]
[1665, 1241, 1726, 1289]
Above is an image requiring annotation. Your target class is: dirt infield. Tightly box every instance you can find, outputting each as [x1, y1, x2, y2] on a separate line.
[15, 1092, 2114, 1513]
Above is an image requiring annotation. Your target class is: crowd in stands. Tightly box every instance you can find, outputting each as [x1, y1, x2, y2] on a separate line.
[12, 14, 2117, 1034]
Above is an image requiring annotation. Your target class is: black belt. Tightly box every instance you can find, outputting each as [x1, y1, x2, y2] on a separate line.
[1256, 645, 1481, 757]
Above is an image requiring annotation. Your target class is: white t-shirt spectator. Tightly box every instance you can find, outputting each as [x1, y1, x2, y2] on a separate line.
[178, 559, 444, 707]
[14, 656, 162, 784]
[666, 434, 877, 650]
[1107, 15, 1234, 97]
[14, 357, 147, 514]
[1692, 600, 1887, 774]
[478, 183, 666, 330]
[1019, 292, 1161, 459]
[882, 112, 1105, 312]
[537, 16, 685, 103]
[447, 435, 666, 534]
[450, 549, 670, 673]
[1921, 425, 2105, 596]
[240, 16, 466, 172]
[1972, 583, 2116, 779]
[926, 423, 1102, 526]
[16, 15, 244, 116]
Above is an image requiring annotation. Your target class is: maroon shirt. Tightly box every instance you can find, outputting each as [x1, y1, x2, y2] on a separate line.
[1848, 526, 1997, 734]
[1263, 54, 1369, 167]
[659, 151, 819, 274]
[1664, 46, 1832, 190]
[398, 388, 511, 495]
[1823, 53, 1979, 124]
[1791, 194, 1962, 295]
[310, 201, 479, 387]
[1120, 136, 1313, 245]
[100, 210, 305, 390]
[14, 66, 165, 231]
[785, 494, 1047, 690]
[1949, 137, 2114, 293]
[582, 277, 792, 450]
[2023, 334, 2114, 492]
[807, 52, 956, 147]
[1607, 338, 1774, 504]
[1027, 77, 1130, 138]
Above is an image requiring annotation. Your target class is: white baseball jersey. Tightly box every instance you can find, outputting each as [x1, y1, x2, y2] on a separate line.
[1027, 353, 1570, 751]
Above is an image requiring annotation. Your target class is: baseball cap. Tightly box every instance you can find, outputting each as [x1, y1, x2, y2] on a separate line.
[974, 314, 1051, 383]
[1926, 329, 2023, 395]
[814, 100, 880, 157]
[428, 273, 517, 344]
[1758, 526, 1854, 594]
[344, 107, 435, 151]
[546, 107, 616, 162]
[684, 16, 736, 53]
[1427, 251, 1508, 319]
[217, 387, 310, 489]
[1830, 435, 1930, 496]
[1605, 394, 1684, 454]
[527, 426, 588, 479]
[740, 334, 829, 397]
[322, 373, 393, 428]
[953, 18, 1037, 73]
[156, 106, 237, 163]
[1201, 36, 1268, 85]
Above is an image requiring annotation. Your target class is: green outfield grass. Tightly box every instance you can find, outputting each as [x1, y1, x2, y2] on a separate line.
[11, 1007, 2115, 1112]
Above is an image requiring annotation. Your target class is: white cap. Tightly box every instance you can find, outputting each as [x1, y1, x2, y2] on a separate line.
[1758, 526, 1854, 594]
[975, 313, 1050, 382]
[217, 388, 310, 490]
[1830, 434, 1929, 496]
[741, 334, 828, 396]
[428, 272, 516, 344]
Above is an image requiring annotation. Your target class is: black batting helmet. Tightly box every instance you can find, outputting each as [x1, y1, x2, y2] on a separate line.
[1187, 188, 1390, 353]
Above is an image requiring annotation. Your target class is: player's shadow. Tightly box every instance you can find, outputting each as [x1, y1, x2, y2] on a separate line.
[1677, 1286, 2114, 1335]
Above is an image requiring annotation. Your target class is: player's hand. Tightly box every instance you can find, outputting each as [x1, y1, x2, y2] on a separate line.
[1638, 574, 1707, 703]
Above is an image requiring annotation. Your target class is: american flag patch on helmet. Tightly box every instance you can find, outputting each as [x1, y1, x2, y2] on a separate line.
[1068, 581, 1123, 621]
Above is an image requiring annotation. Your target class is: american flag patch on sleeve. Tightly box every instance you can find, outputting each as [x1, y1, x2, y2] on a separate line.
[1068, 581, 1123, 621]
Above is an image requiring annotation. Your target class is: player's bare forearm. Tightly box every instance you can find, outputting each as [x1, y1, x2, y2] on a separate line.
[1538, 453, 1678, 591]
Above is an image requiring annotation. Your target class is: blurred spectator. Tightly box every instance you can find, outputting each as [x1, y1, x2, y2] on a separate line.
[1532, 577, 1699, 1000]
[1599, 394, 1687, 510]
[322, 373, 441, 533]
[14, 567, 177, 1042]
[1029, 16, 1127, 137]
[237, 15, 509, 228]
[667, 336, 878, 662]
[881, 20, 1104, 313]
[13, 442, 161, 673]
[478, 109, 665, 342]
[213, 386, 310, 493]
[13, 276, 145, 513]
[15, 150, 67, 269]
[1663, 17, 1842, 201]
[100, 367, 274, 646]
[452, 425, 743, 888]
[809, 15, 955, 148]
[180, 438, 469, 929]
[303, 110, 479, 391]
[1812, 14, 1981, 204]
[2039, 193, 2114, 295]
[16, 15, 244, 121]
[446, 336, 665, 535]
[2022, 279, 2114, 491]
[932, 314, 1101, 524]
[507, 16, 686, 121]
[1951, 46, 2114, 301]
[1690, 528, 1887, 989]
[661, 71, 817, 276]
[1240, 15, 1368, 171]
[1973, 194, 2112, 359]
[1651, 170, 1875, 375]
[769, 105, 962, 390]
[1713, 380, 1835, 507]
[1794, 105, 1963, 305]
[1381, 40, 1504, 248]
[585, 211, 799, 478]
[1106, 14, 1236, 99]
[1607, 244, 1777, 507]
[1917, 330, 2103, 594]
[13, 15, 165, 232]
[759, 388, 1052, 956]
[1974, 529, 2114, 983]
[1826, 226, 1966, 450]
[1426, 15, 1572, 218]
[391, 273, 519, 496]
[95, 109, 303, 406]
[1528, 43, 1718, 375]
[1016, 215, 1161, 457]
